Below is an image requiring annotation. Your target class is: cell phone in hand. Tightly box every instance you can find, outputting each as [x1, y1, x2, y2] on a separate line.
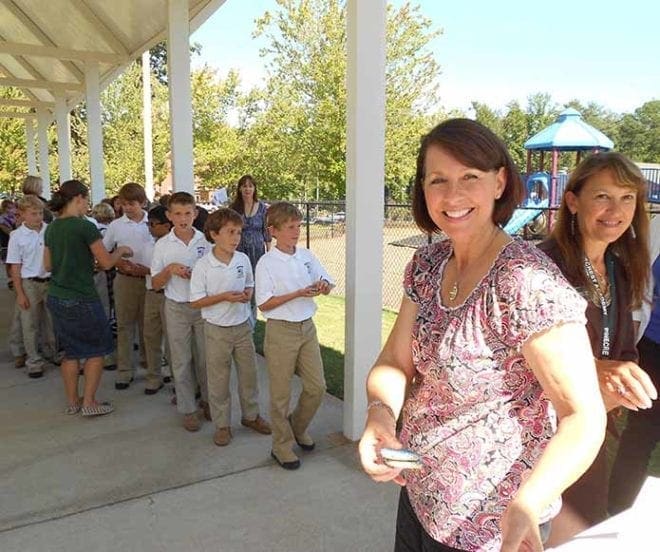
[380, 447, 424, 470]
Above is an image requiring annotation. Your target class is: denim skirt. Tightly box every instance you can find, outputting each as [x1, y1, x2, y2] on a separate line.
[46, 295, 114, 360]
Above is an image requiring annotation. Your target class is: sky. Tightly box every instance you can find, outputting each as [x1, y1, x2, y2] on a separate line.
[191, 0, 660, 115]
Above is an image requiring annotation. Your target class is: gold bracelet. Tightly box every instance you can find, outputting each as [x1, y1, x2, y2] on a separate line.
[367, 400, 396, 420]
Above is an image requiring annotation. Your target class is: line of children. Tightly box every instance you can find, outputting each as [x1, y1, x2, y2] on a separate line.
[190, 207, 271, 446]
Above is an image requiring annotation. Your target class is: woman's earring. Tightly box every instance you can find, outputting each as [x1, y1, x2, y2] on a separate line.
[629, 225, 637, 239]
[571, 213, 576, 237]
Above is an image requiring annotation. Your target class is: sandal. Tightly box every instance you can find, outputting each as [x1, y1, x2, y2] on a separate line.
[64, 404, 81, 415]
[81, 401, 114, 417]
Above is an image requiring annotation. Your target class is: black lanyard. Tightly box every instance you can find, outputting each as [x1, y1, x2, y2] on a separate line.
[583, 254, 616, 358]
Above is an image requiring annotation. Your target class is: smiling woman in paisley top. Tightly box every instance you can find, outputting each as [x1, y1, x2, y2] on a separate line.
[358, 119, 606, 552]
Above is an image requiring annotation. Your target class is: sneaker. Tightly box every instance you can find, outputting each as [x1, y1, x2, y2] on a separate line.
[213, 427, 232, 446]
[81, 401, 114, 417]
[144, 383, 164, 396]
[28, 369, 44, 379]
[14, 354, 26, 369]
[241, 415, 272, 435]
[183, 413, 201, 432]
[270, 450, 300, 470]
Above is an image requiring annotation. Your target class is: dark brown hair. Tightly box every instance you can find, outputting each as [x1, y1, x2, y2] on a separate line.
[118, 182, 147, 204]
[412, 118, 524, 233]
[48, 180, 89, 213]
[230, 175, 259, 214]
[203, 207, 244, 242]
[551, 152, 650, 309]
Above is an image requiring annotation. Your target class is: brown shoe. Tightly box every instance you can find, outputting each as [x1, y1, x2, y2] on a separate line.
[14, 354, 26, 368]
[213, 427, 232, 446]
[183, 413, 201, 432]
[199, 400, 212, 421]
[241, 415, 272, 435]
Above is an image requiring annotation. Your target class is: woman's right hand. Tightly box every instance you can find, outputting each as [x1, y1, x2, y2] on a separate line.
[358, 406, 406, 486]
[117, 245, 133, 258]
[596, 358, 657, 411]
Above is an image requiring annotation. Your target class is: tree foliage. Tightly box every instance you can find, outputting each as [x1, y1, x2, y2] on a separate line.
[1, 3, 658, 198]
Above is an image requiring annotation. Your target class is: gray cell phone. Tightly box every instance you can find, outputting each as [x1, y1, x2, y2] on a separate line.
[380, 447, 424, 470]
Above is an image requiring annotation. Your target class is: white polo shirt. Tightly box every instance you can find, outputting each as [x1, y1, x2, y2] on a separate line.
[6, 223, 50, 279]
[190, 250, 254, 326]
[103, 212, 153, 268]
[255, 246, 333, 322]
[151, 228, 210, 302]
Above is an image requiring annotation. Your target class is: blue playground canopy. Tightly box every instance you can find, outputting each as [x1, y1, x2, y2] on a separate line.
[524, 108, 614, 151]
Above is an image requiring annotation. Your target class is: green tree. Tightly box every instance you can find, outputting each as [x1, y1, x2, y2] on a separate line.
[250, 0, 443, 200]
[0, 88, 32, 194]
[617, 100, 660, 163]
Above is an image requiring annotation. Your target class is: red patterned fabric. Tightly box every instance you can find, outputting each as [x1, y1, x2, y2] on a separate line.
[400, 239, 587, 551]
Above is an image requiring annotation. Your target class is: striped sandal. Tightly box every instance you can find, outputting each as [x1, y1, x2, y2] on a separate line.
[64, 404, 81, 415]
[81, 401, 114, 417]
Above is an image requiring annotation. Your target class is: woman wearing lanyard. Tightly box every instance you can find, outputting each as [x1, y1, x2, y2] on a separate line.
[538, 152, 657, 545]
[608, 213, 660, 514]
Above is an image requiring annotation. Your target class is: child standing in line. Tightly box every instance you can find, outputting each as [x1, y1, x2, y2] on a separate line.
[6, 196, 57, 378]
[255, 202, 334, 470]
[151, 192, 211, 431]
[190, 208, 271, 446]
[102, 183, 152, 390]
[142, 205, 173, 395]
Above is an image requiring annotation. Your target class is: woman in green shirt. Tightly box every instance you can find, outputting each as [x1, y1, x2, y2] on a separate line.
[44, 180, 132, 417]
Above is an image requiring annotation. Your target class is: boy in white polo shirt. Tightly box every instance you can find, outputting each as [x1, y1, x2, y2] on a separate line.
[7, 195, 57, 378]
[255, 202, 334, 470]
[190, 208, 271, 447]
[151, 192, 211, 432]
[103, 182, 152, 390]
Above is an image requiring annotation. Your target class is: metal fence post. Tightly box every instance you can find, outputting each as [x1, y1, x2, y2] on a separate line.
[306, 203, 311, 249]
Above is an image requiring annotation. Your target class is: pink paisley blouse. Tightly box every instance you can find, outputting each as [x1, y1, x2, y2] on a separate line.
[400, 239, 587, 552]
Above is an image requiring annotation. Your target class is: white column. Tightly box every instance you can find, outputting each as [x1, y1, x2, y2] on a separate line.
[344, 0, 386, 440]
[142, 50, 155, 200]
[167, 0, 194, 194]
[37, 109, 51, 199]
[86, 62, 105, 204]
[25, 118, 37, 175]
[54, 95, 72, 182]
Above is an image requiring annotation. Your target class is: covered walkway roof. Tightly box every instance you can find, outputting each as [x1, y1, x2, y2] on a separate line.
[0, 0, 225, 114]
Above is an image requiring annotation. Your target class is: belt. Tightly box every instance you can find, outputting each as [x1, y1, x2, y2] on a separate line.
[149, 288, 164, 294]
[27, 277, 50, 283]
[117, 272, 146, 279]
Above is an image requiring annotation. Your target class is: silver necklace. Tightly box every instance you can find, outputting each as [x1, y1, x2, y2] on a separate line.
[447, 228, 500, 302]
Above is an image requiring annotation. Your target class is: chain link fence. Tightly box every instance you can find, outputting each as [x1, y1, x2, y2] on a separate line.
[291, 201, 659, 312]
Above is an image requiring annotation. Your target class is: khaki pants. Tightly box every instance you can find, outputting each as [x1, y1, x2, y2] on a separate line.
[143, 289, 168, 388]
[94, 270, 116, 368]
[164, 298, 207, 414]
[9, 293, 25, 358]
[264, 318, 326, 459]
[204, 320, 259, 428]
[113, 273, 146, 383]
[19, 279, 56, 372]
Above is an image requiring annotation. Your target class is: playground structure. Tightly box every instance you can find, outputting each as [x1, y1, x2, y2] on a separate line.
[504, 108, 659, 237]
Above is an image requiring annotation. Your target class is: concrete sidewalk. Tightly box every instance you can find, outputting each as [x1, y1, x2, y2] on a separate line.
[0, 273, 398, 551]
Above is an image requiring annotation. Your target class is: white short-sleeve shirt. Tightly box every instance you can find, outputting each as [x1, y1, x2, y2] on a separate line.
[255, 246, 333, 322]
[150, 228, 210, 302]
[6, 223, 50, 278]
[190, 250, 254, 326]
[103, 212, 153, 268]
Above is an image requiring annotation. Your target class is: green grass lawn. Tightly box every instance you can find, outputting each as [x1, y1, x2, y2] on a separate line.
[254, 294, 397, 399]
